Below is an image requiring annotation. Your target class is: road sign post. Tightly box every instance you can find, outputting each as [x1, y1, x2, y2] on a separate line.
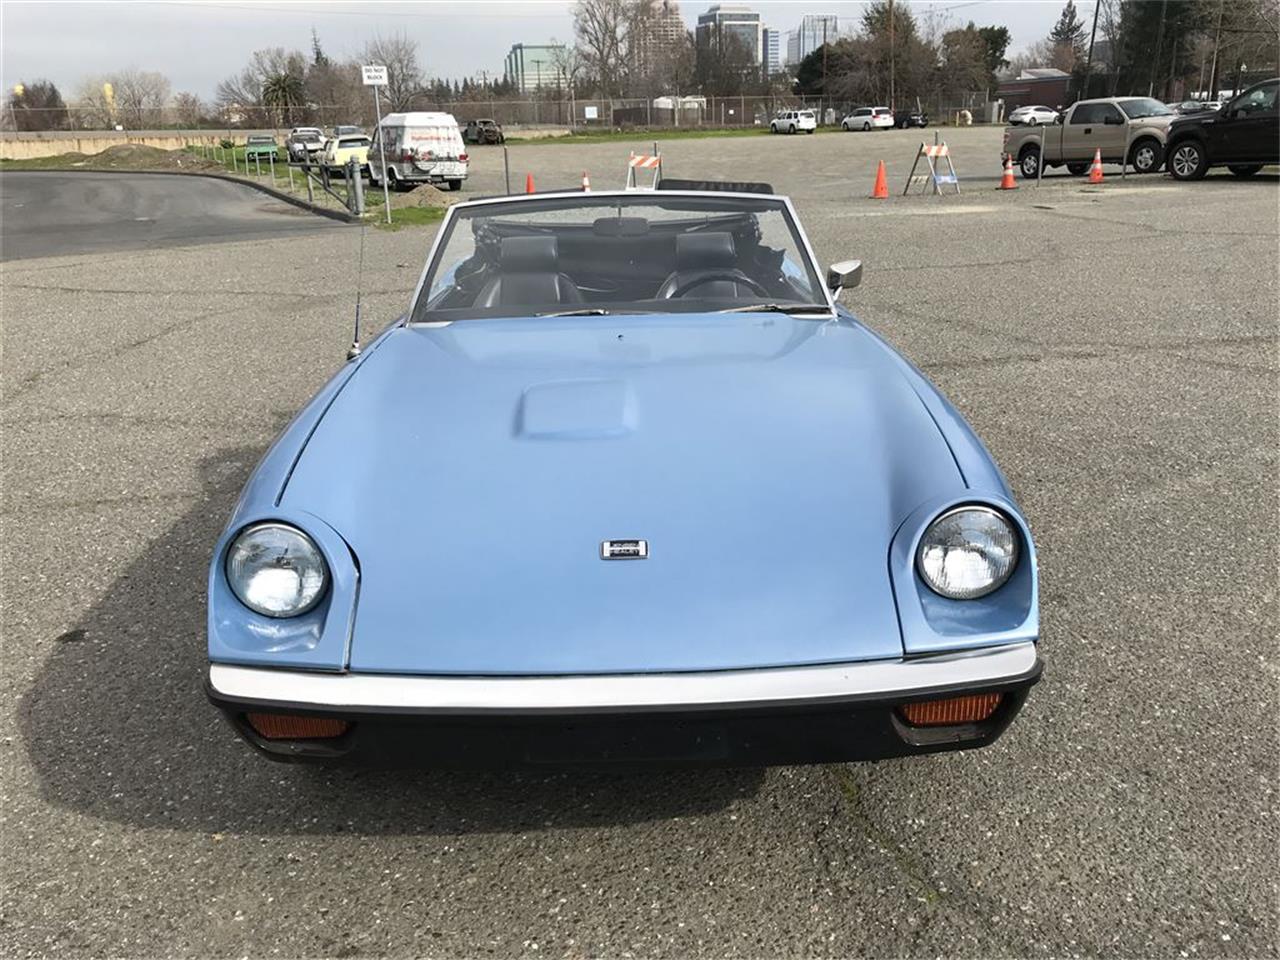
[362, 64, 392, 225]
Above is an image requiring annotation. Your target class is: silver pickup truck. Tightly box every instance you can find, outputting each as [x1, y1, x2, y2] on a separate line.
[1003, 97, 1177, 179]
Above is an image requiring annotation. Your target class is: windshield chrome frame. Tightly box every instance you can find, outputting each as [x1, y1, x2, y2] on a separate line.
[404, 189, 836, 323]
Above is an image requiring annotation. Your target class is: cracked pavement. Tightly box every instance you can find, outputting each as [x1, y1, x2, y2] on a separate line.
[2, 128, 1277, 957]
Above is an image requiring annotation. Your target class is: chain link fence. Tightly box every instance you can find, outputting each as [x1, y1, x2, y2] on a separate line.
[5, 91, 1008, 135]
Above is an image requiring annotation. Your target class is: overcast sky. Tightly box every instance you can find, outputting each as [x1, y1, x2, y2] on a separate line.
[2, 0, 1076, 100]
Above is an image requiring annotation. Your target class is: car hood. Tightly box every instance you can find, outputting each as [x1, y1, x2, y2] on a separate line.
[1170, 112, 1219, 129]
[282, 314, 963, 675]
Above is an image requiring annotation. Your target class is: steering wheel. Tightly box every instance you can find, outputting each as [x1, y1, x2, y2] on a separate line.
[670, 272, 770, 299]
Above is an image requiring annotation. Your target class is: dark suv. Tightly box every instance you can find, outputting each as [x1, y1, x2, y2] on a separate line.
[1165, 78, 1278, 180]
[463, 119, 505, 145]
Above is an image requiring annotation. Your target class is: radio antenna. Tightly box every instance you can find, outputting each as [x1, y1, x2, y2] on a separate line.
[347, 223, 367, 361]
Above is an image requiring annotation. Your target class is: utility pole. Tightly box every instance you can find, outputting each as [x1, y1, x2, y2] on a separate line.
[888, 0, 895, 111]
[822, 17, 828, 115]
[1148, 0, 1168, 98]
[1083, 0, 1101, 100]
[1208, 0, 1226, 99]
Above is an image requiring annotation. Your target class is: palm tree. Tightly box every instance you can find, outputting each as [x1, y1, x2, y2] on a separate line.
[261, 71, 305, 127]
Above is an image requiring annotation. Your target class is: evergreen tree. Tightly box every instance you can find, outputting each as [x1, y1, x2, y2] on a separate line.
[1048, 0, 1087, 58]
[310, 28, 329, 67]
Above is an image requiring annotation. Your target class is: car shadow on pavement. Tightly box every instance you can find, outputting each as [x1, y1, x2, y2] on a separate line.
[18, 439, 764, 837]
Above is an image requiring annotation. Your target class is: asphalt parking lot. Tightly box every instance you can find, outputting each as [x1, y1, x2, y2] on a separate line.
[2, 126, 1277, 957]
[0, 171, 339, 261]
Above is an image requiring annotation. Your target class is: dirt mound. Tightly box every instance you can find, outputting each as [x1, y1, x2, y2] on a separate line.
[380, 184, 461, 211]
[89, 143, 221, 171]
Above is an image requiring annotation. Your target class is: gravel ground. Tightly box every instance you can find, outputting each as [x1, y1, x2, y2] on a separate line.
[2, 127, 1277, 958]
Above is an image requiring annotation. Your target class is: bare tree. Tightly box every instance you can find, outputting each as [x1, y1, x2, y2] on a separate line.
[73, 77, 117, 128]
[172, 92, 205, 127]
[110, 68, 171, 128]
[574, 0, 633, 97]
[306, 59, 366, 126]
[362, 31, 422, 110]
[550, 41, 587, 95]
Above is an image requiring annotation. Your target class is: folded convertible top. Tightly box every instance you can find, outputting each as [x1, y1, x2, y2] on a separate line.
[657, 178, 775, 195]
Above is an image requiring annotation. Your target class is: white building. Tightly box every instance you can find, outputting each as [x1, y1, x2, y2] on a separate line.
[786, 14, 839, 66]
[762, 27, 783, 76]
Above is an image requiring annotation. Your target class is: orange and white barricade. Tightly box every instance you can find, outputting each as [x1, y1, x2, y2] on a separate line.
[625, 152, 662, 190]
[903, 138, 960, 196]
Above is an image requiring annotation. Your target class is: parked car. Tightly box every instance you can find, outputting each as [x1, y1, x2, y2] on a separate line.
[205, 185, 1042, 767]
[243, 135, 279, 161]
[1172, 100, 1221, 115]
[1003, 96, 1176, 178]
[367, 111, 468, 191]
[769, 109, 817, 134]
[463, 118, 506, 144]
[841, 107, 894, 131]
[286, 128, 325, 162]
[895, 110, 928, 129]
[1165, 78, 1279, 180]
[321, 133, 371, 171]
[1008, 105, 1060, 126]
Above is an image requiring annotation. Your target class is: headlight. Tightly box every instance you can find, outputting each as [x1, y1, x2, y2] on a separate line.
[916, 506, 1019, 600]
[225, 523, 328, 618]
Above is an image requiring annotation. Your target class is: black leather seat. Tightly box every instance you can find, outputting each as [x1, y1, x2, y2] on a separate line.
[656, 232, 757, 299]
[473, 236, 584, 308]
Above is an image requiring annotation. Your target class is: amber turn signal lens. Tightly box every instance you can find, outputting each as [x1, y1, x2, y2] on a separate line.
[899, 693, 1003, 727]
[246, 713, 350, 740]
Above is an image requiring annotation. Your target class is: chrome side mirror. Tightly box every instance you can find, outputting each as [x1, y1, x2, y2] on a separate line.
[827, 259, 863, 297]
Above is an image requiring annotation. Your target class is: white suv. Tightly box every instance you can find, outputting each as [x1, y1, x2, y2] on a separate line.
[842, 107, 894, 131]
[770, 109, 817, 134]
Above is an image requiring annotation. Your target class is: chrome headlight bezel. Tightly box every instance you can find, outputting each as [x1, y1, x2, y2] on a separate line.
[225, 522, 329, 618]
[915, 505, 1020, 600]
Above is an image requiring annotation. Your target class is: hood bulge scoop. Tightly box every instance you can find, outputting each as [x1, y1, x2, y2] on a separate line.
[518, 379, 637, 440]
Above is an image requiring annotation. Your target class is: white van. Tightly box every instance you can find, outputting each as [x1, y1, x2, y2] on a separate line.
[367, 112, 469, 191]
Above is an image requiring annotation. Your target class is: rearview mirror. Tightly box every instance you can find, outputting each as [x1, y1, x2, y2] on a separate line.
[827, 260, 862, 296]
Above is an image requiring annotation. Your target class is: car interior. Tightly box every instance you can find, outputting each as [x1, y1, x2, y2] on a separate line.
[415, 204, 826, 319]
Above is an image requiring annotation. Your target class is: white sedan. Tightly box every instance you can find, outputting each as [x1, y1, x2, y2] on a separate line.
[1008, 105, 1059, 126]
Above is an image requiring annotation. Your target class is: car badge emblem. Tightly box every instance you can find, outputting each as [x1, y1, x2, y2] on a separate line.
[601, 539, 648, 560]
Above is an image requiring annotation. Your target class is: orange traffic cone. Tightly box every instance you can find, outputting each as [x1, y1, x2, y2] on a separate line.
[870, 160, 889, 199]
[581, 171, 591, 192]
[1088, 148, 1104, 183]
[525, 173, 535, 193]
[998, 154, 1017, 190]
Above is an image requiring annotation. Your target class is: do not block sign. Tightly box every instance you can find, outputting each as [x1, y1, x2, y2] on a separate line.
[362, 65, 388, 86]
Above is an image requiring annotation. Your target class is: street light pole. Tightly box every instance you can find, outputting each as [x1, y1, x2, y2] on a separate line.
[888, 0, 896, 112]
[1082, 0, 1100, 100]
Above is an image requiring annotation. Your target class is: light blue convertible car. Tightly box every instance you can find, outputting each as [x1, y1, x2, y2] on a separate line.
[206, 184, 1041, 765]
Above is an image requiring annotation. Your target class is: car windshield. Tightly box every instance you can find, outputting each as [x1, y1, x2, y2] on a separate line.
[248, 136, 273, 143]
[410, 193, 830, 322]
[1118, 98, 1173, 119]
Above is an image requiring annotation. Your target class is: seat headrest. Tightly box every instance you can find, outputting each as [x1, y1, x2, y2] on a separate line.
[676, 232, 736, 269]
[501, 236, 557, 272]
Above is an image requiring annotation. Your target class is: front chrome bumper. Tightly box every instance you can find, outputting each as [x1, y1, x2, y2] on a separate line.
[207, 641, 1039, 715]
[207, 643, 1041, 765]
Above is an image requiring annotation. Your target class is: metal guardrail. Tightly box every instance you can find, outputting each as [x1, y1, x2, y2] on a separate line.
[190, 141, 365, 215]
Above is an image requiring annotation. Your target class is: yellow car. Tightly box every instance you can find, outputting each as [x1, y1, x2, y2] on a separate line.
[321, 133, 370, 171]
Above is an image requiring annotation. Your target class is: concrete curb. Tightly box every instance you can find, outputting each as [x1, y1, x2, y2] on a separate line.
[6, 166, 359, 224]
